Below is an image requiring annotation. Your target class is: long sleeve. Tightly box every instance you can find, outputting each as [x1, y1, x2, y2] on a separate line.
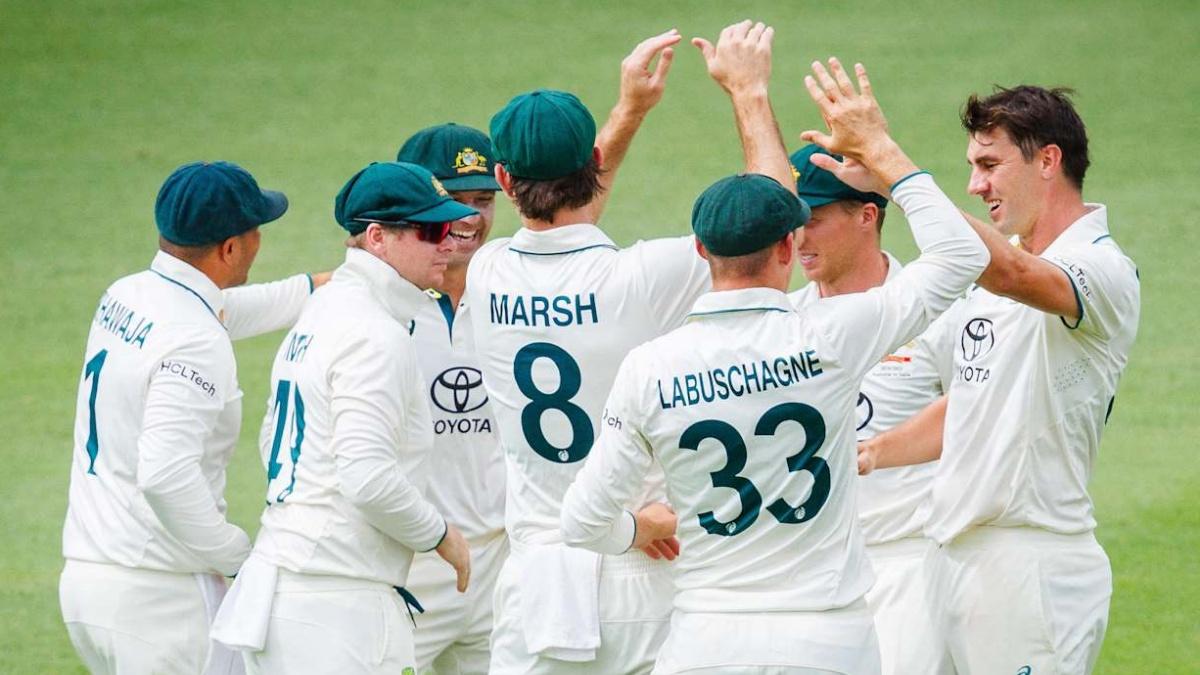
[136, 331, 250, 576]
[223, 274, 312, 341]
[561, 353, 649, 554]
[329, 325, 447, 553]
[816, 173, 990, 380]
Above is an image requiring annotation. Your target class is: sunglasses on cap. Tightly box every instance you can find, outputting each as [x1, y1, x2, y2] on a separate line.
[352, 218, 452, 244]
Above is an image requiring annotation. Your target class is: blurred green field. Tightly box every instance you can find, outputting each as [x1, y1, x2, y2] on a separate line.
[2, 0, 1197, 672]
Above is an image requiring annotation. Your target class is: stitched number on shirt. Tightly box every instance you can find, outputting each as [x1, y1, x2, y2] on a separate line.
[679, 420, 762, 536]
[680, 402, 829, 536]
[513, 342, 593, 463]
[266, 379, 306, 503]
[82, 349, 108, 475]
[758, 402, 829, 524]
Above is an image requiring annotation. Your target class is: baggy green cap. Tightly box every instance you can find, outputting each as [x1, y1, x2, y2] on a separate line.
[790, 144, 888, 209]
[154, 161, 288, 246]
[334, 162, 478, 235]
[691, 174, 812, 257]
[396, 123, 500, 192]
[490, 89, 596, 180]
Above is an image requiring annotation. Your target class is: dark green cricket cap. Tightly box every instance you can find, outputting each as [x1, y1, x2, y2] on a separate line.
[154, 161, 288, 246]
[790, 144, 887, 209]
[334, 162, 478, 235]
[396, 123, 500, 192]
[490, 89, 596, 180]
[691, 173, 812, 257]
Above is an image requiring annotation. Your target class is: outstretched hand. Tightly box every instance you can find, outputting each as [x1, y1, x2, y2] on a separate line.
[692, 20, 774, 97]
[618, 29, 681, 116]
[806, 152, 891, 200]
[800, 58, 892, 163]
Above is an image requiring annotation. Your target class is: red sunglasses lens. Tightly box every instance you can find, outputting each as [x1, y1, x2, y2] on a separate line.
[417, 221, 452, 244]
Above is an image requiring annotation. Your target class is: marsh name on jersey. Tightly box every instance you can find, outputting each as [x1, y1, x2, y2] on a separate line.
[488, 292, 599, 327]
[657, 349, 825, 410]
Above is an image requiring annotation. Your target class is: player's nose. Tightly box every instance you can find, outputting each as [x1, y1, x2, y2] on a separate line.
[967, 168, 988, 197]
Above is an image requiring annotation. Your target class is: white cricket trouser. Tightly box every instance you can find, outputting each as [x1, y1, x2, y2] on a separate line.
[928, 526, 1111, 675]
[651, 600, 880, 675]
[409, 532, 508, 674]
[863, 537, 939, 675]
[243, 570, 418, 675]
[489, 544, 674, 674]
[59, 559, 241, 675]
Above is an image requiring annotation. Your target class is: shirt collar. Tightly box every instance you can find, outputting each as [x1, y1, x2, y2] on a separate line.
[882, 250, 903, 281]
[149, 250, 225, 322]
[794, 249, 903, 302]
[687, 287, 794, 320]
[336, 248, 429, 324]
[1042, 204, 1110, 256]
[508, 223, 618, 256]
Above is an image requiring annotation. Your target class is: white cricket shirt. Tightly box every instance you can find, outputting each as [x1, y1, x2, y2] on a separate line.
[409, 292, 504, 543]
[250, 248, 446, 587]
[561, 173, 990, 612]
[464, 225, 711, 545]
[926, 205, 1140, 543]
[791, 253, 955, 544]
[63, 252, 312, 576]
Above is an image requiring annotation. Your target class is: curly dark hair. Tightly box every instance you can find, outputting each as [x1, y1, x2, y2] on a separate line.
[507, 158, 605, 222]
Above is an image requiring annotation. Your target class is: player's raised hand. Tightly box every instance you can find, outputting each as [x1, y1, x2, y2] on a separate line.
[800, 59, 892, 161]
[807, 152, 891, 200]
[692, 19, 775, 97]
[618, 28, 681, 115]
[435, 523, 472, 592]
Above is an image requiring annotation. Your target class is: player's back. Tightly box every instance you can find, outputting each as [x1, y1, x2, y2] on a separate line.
[622, 289, 872, 613]
[252, 259, 435, 586]
[63, 260, 237, 572]
[465, 224, 708, 544]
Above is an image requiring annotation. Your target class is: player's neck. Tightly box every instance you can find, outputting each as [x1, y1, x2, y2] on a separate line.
[1020, 191, 1089, 256]
[440, 263, 467, 309]
[521, 205, 595, 232]
[818, 250, 890, 298]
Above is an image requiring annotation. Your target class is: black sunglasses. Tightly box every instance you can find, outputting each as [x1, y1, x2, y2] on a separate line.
[353, 218, 452, 244]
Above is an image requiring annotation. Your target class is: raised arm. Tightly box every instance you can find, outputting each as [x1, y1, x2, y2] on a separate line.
[586, 29, 680, 223]
[693, 20, 795, 192]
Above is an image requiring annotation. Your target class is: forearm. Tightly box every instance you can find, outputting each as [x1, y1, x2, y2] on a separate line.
[587, 102, 648, 222]
[138, 457, 250, 575]
[223, 274, 312, 340]
[868, 395, 947, 469]
[731, 90, 795, 193]
[961, 211, 1080, 319]
[561, 479, 638, 554]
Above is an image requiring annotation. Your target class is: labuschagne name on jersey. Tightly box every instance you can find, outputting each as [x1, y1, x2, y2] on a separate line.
[488, 292, 598, 327]
[956, 316, 995, 384]
[658, 349, 824, 410]
[429, 365, 492, 436]
[93, 292, 154, 349]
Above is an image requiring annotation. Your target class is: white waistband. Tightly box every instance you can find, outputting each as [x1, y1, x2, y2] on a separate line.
[943, 526, 1099, 550]
[866, 536, 934, 558]
[63, 558, 198, 580]
[508, 539, 671, 576]
[274, 568, 395, 593]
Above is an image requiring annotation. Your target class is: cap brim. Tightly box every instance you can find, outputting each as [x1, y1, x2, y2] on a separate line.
[259, 189, 289, 225]
[797, 194, 837, 209]
[406, 196, 478, 223]
[439, 174, 501, 192]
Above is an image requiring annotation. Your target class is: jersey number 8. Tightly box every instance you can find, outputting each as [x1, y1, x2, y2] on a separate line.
[513, 342, 593, 464]
[681, 402, 830, 537]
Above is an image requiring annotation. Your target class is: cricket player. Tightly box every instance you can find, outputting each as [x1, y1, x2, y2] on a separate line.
[856, 86, 1141, 673]
[788, 143, 951, 675]
[466, 23, 798, 673]
[211, 162, 474, 674]
[561, 56, 990, 674]
[59, 160, 328, 674]
[396, 123, 506, 675]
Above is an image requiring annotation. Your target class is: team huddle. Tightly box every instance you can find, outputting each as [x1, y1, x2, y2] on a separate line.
[58, 20, 1140, 675]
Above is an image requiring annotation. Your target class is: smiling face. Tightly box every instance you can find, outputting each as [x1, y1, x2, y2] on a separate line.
[967, 128, 1047, 238]
[367, 223, 454, 290]
[445, 189, 495, 267]
[797, 201, 877, 285]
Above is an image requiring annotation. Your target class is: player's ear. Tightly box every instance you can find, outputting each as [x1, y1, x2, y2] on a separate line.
[592, 146, 603, 168]
[777, 231, 796, 266]
[495, 164, 515, 198]
[1038, 143, 1063, 180]
[694, 237, 709, 261]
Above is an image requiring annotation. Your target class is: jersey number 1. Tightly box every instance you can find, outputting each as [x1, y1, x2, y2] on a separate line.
[82, 349, 108, 475]
[266, 379, 306, 503]
[513, 342, 593, 464]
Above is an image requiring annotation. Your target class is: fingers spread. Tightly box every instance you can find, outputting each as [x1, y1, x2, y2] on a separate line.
[808, 153, 842, 171]
[812, 60, 839, 100]
[799, 129, 834, 150]
[855, 62, 874, 98]
[829, 57, 855, 97]
[803, 75, 832, 111]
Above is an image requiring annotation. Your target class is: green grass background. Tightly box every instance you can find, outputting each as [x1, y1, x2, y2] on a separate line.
[2, 0, 1197, 671]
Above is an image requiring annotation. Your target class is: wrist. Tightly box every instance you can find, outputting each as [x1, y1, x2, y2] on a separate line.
[728, 84, 770, 102]
[860, 138, 919, 187]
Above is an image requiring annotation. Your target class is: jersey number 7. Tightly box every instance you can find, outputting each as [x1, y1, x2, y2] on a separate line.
[681, 402, 830, 537]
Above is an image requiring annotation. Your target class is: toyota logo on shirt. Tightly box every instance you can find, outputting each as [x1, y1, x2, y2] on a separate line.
[430, 367, 488, 414]
[960, 317, 996, 362]
[856, 392, 874, 431]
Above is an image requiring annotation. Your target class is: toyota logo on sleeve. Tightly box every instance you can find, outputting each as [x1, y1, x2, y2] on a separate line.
[960, 317, 996, 362]
[430, 367, 489, 413]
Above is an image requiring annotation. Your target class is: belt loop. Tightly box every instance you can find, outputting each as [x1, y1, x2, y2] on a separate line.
[393, 586, 425, 627]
